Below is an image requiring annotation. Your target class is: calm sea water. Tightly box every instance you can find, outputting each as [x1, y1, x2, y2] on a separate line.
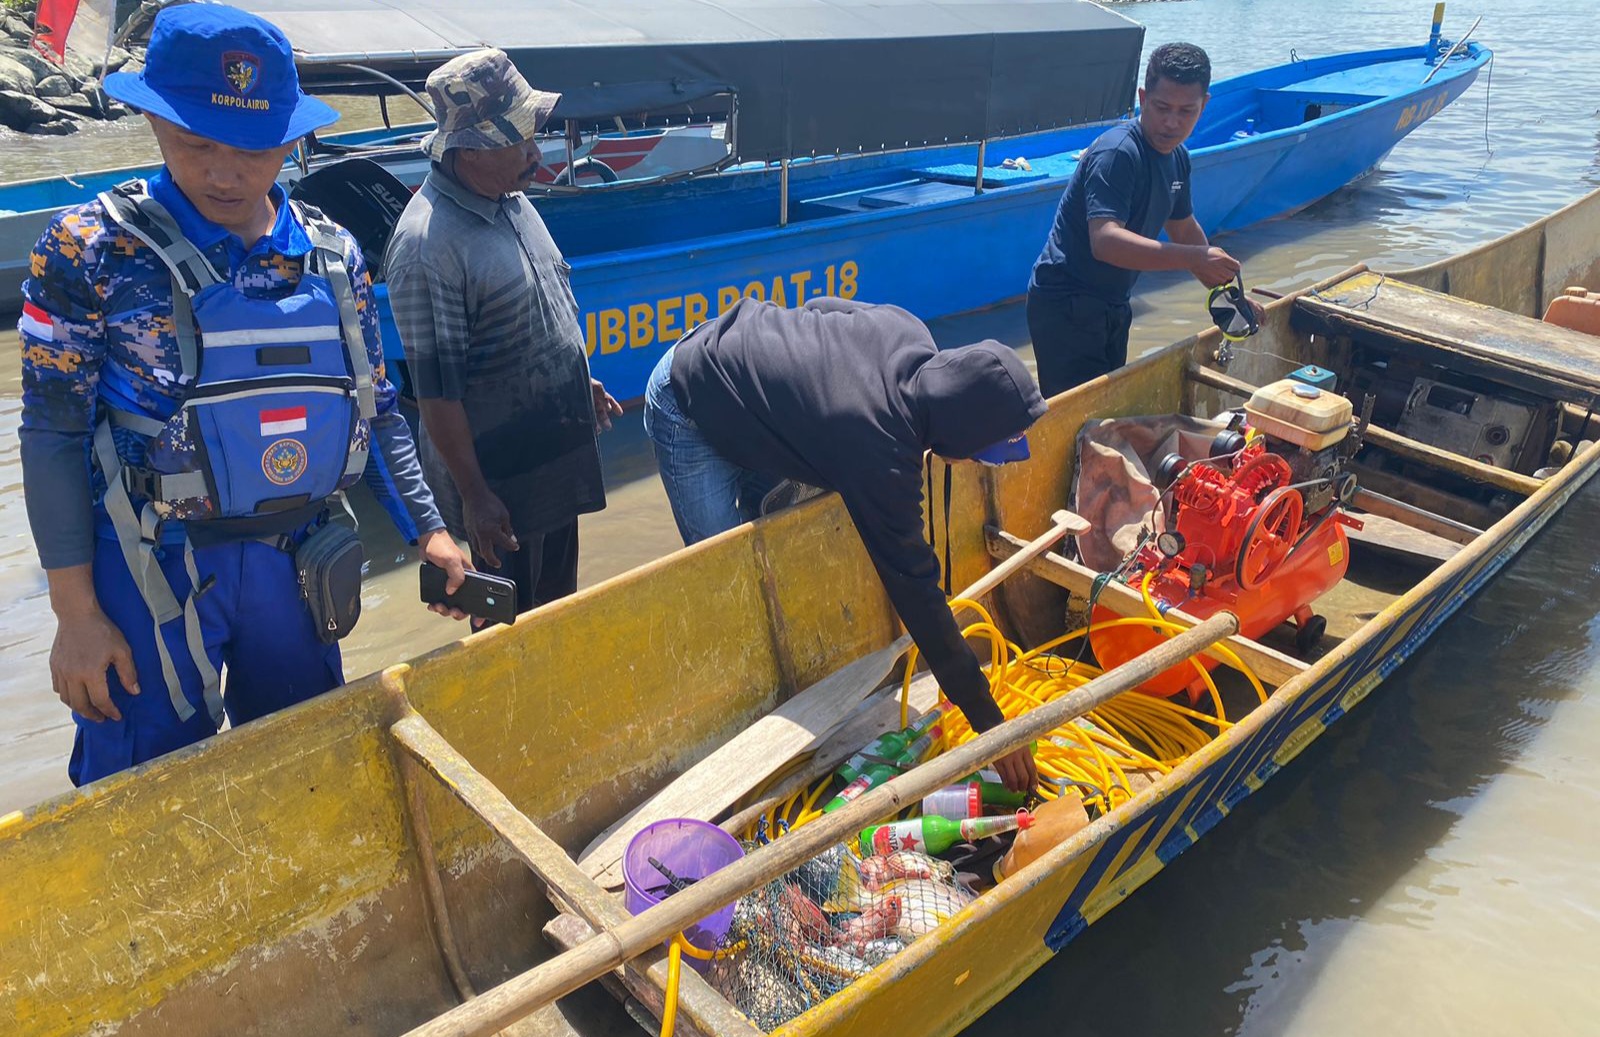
[1, 0, 1597, 1032]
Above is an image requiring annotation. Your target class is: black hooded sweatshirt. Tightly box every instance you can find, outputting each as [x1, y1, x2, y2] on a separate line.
[671, 297, 1048, 732]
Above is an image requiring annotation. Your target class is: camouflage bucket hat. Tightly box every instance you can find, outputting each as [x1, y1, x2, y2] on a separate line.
[420, 49, 560, 161]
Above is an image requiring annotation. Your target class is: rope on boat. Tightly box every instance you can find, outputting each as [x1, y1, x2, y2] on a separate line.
[736, 589, 1265, 838]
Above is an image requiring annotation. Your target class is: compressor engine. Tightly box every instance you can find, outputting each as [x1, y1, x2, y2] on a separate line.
[1090, 374, 1365, 701]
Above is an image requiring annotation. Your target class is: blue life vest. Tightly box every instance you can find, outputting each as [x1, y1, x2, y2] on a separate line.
[97, 180, 374, 532]
[89, 180, 377, 726]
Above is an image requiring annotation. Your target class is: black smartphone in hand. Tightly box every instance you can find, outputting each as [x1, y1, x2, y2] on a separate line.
[420, 562, 518, 625]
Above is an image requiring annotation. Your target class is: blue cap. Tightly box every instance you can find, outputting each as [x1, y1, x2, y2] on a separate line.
[104, 4, 339, 151]
[970, 432, 1031, 466]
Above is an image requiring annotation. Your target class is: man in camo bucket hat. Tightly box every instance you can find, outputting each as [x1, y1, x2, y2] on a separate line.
[385, 48, 621, 625]
[421, 48, 561, 160]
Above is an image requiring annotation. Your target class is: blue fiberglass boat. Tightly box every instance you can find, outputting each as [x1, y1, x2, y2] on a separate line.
[448, 38, 1487, 402]
[2, 0, 1487, 406]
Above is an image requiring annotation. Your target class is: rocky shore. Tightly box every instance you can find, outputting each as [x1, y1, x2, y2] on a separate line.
[0, 2, 138, 134]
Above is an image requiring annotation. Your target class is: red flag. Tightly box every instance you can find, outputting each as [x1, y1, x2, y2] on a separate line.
[30, 0, 81, 66]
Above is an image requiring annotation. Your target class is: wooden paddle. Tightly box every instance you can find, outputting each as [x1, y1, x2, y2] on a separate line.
[577, 508, 1089, 888]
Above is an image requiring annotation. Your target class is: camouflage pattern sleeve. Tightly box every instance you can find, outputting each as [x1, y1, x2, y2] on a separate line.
[342, 229, 445, 539]
[17, 207, 110, 569]
[19, 208, 108, 427]
[344, 231, 397, 417]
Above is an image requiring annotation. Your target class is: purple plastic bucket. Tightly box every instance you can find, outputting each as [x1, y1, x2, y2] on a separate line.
[622, 818, 745, 971]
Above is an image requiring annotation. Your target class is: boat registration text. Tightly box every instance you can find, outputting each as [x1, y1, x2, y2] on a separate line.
[584, 261, 861, 356]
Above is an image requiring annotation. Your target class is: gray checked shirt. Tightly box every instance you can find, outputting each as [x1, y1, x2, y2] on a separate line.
[385, 164, 605, 537]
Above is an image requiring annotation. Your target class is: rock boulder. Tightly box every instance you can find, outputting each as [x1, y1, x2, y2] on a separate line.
[34, 72, 71, 97]
[99, 45, 134, 75]
[1, 16, 33, 43]
[29, 116, 80, 135]
[49, 91, 100, 116]
[0, 87, 56, 129]
[5, 44, 60, 82]
[0, 49, 37, 94]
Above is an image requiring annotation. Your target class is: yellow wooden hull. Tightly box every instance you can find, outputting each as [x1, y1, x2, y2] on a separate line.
[6, 188, 1600, 1037]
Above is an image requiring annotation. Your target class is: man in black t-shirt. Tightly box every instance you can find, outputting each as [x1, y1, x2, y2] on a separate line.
[1026, 42, 1260, 397]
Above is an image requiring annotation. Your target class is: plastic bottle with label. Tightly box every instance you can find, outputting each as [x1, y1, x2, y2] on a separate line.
[921, 780, 1028, 821]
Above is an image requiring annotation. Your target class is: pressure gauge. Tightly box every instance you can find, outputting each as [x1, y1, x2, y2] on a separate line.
[1157, 531, 1186, 559]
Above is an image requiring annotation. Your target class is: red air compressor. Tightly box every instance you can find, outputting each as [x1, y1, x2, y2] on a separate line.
[1090, 377, 1365, 701]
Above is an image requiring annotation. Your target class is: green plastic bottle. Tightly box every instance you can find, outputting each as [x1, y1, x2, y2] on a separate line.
[894, 725, 943, 768]
[824, 725, 944, 812]
[836, 706, 946, 784]
[859, 810, 1033, 857]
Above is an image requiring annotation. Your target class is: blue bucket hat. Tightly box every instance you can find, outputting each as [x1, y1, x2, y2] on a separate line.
[104, 4, 338, 151]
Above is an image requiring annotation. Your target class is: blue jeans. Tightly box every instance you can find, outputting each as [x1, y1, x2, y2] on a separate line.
[643, 346, 779, 545]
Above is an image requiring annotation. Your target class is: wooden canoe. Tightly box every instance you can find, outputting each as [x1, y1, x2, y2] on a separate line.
[5, 186, 1600, 1037]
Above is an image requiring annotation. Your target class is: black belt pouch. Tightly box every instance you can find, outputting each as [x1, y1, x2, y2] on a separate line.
[295, 522, 365, 644]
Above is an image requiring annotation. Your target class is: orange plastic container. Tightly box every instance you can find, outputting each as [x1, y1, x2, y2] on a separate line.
[1542, 287, 1600, 337]
[995, 794, 1089, 882]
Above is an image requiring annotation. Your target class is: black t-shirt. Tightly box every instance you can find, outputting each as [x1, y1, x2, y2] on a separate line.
[1030, 121, 1193, 304]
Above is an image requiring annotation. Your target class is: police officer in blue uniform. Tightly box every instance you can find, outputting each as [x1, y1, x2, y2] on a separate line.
[1026, 43, 1262, 398]
[17, 5, 469, 784]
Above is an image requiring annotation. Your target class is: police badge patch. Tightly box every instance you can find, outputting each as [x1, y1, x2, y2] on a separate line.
[222, 50, 261, 96]
[262, 438, 308, 485]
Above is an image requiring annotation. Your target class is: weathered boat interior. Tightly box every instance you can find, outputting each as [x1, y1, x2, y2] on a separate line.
[4, 192, 1598, 1037]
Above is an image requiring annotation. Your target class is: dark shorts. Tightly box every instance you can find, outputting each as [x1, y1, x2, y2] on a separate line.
[1026, 289, 1134, 398]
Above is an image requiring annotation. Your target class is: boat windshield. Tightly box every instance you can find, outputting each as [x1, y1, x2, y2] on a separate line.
[302, 72, 738, 193]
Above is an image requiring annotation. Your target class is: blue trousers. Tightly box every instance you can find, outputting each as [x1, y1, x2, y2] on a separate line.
[643, 346, 779, 545]
[70, 531, 343, 786]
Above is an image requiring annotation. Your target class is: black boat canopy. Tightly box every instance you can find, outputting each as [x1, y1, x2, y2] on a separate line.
[217, 0, 1145, 162]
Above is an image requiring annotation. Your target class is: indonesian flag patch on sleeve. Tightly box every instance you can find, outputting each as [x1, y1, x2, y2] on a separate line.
[19, 301, 54, 342]
[260, 405, 308, 436]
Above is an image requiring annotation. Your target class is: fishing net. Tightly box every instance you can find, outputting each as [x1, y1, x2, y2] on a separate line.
[702, 843, 974, 1030]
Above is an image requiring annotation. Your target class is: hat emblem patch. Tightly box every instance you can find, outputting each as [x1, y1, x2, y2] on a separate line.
[223, 50, 261, 96]
[214, 50, 271, 110]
